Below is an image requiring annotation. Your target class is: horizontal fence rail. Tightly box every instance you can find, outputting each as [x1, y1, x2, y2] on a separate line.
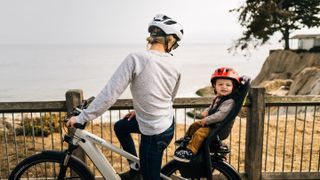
[1, 89, 320, 179]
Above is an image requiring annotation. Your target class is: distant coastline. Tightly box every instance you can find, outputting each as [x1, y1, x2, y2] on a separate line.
[0, 44, 273, 101]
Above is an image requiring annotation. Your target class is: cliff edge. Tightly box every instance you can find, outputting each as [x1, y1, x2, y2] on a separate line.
[252, 50, 320, 96]
[196, 50, 320, 97]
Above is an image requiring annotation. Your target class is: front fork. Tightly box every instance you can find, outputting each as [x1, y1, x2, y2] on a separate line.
[57, 134, 80, 180]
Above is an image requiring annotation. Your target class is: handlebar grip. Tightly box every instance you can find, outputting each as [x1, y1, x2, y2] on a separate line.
[74, 123, 86, 129]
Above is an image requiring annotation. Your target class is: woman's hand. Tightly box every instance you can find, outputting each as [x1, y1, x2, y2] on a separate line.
[124, 111, 136, 120]
[201, 110, 208, 117]
[66, 116, 77, 127]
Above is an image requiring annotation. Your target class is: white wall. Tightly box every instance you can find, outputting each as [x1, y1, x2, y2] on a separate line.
[299, 39, 314, 50]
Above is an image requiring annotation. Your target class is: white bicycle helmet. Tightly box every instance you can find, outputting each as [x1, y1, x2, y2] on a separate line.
[148, 14, 184, 41]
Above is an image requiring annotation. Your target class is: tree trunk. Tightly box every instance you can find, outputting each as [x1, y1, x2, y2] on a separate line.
[283, 27, 290, 50]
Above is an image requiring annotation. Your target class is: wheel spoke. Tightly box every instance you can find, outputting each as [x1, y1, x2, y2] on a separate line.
[8, 152, 94, 180]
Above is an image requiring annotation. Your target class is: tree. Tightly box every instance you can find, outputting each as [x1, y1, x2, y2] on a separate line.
[231, 0, 320, 50]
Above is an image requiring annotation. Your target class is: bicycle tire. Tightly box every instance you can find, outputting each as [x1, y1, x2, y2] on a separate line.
[161, 159, 241, 180]
[8, 150, 95, 180]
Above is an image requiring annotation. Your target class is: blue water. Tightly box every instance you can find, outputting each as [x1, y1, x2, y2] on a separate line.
[0, 44, 270, 101]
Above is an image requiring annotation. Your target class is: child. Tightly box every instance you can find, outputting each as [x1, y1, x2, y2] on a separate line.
[174, 67, 241, 163]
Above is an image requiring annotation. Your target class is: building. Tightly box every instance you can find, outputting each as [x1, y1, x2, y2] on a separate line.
[291, 34, 320, 50]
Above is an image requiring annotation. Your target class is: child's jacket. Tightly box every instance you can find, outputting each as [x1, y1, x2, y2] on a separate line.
[205, 94, 236, 140]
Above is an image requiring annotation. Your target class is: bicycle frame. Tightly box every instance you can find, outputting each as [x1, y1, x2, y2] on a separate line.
[70, 127, 171, 180]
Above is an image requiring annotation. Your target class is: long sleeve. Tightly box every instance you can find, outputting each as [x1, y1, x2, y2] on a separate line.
[204, 99, 235, 125]
[76, 55, 136, 124]
[172, 74, 181, 100]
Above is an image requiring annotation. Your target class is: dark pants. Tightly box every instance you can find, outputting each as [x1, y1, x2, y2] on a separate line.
[114, 117, 174, 180]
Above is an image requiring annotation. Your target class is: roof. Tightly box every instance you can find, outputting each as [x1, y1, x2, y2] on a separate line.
[291, 34, 320, 39]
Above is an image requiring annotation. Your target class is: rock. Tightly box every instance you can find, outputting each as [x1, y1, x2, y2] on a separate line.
[0, 118, 22, 134]
[186, 109, 204, 119]
[0, 121, 7, 133]
[252, 50, 320, 96]
[196, 86, 214, 97]
[289, 67, 320, 95]
[262, 79, 292, 96]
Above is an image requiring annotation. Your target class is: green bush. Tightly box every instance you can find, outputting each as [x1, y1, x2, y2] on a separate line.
[292, 49, 308, 53]
[309, 46, 320, 52]
[16, 114, 61, 137]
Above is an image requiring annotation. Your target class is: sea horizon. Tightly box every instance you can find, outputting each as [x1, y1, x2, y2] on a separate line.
[0, 43, 276, 102]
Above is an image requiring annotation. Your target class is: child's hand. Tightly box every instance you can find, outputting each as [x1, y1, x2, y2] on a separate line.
[200, 118, 206, 127]
[124, 111, 135, 120]
[201, 111, 208, 117]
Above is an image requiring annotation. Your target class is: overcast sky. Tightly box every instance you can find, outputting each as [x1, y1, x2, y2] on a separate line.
[0, 0, 318, 45]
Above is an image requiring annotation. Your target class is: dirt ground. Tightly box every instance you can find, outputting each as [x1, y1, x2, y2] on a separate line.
[1, 115, 319, 178]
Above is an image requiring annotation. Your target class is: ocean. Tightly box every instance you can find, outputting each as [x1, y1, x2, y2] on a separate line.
[0, 44, 270, 102]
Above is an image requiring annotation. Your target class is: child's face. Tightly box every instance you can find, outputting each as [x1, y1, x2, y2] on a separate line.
[214, 79, 234, 96]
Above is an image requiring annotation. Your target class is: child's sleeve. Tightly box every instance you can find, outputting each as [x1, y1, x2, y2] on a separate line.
[204, 99, 235, 125]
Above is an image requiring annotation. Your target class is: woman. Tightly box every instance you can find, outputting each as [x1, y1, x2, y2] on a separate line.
[67, 14, 183, 180]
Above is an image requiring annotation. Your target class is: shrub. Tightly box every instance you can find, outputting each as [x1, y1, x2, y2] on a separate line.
[186, 109, 204, 119]
[309, 46, 320, 52]
[292, 49, 308, 53]
[16, 114, 61, 137]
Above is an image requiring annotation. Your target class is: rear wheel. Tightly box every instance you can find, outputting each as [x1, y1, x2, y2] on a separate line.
[9, 150, 94, 180]
[161, 160, 240, 180]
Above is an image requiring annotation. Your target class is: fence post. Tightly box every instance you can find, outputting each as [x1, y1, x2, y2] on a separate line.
[65, 89, 86, 163]
[245, 87, 265, 180]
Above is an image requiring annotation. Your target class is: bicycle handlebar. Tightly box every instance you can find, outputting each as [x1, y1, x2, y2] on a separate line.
[64, 96, 95, 129]
[73, 123, 86, 129]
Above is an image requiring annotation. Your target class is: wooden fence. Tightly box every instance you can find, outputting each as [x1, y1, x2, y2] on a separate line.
[0, 87, 320, 179]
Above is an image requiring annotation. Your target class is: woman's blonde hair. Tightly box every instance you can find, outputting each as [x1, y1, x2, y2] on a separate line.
[146, 35, 176, 45]
[146, 35, 177, 50]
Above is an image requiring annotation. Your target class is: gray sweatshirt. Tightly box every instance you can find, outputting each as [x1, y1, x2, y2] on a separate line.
[76, 50, 181, 135]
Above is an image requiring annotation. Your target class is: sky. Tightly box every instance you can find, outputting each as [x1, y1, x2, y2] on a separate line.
[0, 0, 318, 46]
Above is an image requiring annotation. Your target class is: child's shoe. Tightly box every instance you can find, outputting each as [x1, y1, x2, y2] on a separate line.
[173, 148, 193, 163]
[174, 136, 191, 146]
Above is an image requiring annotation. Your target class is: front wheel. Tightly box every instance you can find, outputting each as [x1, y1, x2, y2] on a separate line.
[9, 150, 94, 180]
[161, 159, 241, 180]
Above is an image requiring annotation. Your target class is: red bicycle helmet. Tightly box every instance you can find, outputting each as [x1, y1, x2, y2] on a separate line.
[211, 67, 240, 85]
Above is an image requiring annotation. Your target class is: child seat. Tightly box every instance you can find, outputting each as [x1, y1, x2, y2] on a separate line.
[176, 77, 251, 179]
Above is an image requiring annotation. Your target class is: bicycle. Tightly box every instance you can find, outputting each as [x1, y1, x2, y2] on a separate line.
[8, 97, 173, 180]
[9, 78, 250, 180]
